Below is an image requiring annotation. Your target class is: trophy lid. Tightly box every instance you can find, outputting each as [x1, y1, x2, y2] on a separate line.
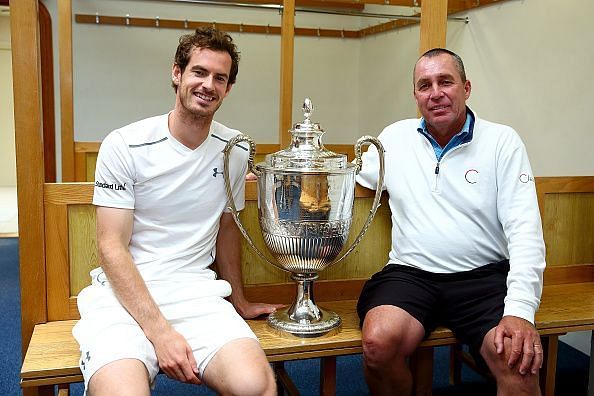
[259, 98, 349, 172]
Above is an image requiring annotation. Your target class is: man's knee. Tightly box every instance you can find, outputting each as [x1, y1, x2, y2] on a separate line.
[361, 306, 424, 368]
[223, 362, 276, 396]
[88, 359, 150, 396]
[481, 333, 540, 394]
[204, 338, 276, 395]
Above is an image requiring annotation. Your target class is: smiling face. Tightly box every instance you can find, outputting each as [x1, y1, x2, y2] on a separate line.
[413, 53, 471, 143]
[172, 47, 233, 120]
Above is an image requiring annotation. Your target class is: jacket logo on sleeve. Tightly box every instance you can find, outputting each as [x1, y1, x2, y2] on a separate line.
[519, 173, 534, 183]
[95, 181, 127, 191]
[212, 167, 224, 178]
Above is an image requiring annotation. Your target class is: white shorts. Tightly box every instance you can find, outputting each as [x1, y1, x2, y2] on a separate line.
[72, 281, 257, 391]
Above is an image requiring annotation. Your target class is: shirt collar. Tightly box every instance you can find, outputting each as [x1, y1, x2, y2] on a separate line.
[417, 107, 475, 146]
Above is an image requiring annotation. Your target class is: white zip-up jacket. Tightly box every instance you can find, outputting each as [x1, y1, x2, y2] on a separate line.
[357, 112, 546, 323]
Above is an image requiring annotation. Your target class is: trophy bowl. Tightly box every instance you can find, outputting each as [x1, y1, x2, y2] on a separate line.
[223, 98, 384, 337]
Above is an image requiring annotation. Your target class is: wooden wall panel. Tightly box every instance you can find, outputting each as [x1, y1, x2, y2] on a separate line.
[45, 203, 70, 321]
[419, 0, 448, 54]
[542, 192, 594, 267]
[86, 153, 98, 182]
[12, 0, 47, 356]
[68, 205, 98, 295]
[59, 0, 75, 181]
[279, 0, 295, 147]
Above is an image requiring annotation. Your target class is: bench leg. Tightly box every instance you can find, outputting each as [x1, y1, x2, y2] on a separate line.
[273, 362, 299, 396]
[540, 335, 558, 396]
[320, 356, 337, 396]
[588, 331, 594, 396]
[410, 346, 433, 396]
[57, 384, 70, 396]
[449, 344, 463, 385]
[22, 386, 55, 396]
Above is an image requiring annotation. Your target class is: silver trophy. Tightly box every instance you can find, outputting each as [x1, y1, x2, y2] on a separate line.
[223, 98, 385, 337]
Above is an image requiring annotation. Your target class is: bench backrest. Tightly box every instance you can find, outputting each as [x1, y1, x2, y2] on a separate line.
[43, 177, 594, 322]
[44, 182, 391, 321]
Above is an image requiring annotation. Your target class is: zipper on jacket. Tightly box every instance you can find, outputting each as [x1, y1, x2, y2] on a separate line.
[433, 161, 440, 192]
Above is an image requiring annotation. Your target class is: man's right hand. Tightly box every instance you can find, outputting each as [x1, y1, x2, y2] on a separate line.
[150, 326, 202, 384]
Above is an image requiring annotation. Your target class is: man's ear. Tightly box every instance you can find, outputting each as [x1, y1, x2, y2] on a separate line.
[223, 83, 233, 98]
[464, 79, 472, 100]
[172, 64, 181, 87]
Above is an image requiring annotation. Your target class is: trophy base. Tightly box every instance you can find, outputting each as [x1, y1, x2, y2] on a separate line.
[267, 306, 342, 338]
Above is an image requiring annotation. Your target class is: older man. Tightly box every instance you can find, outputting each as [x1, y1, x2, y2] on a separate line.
[356, 48, 546, 395]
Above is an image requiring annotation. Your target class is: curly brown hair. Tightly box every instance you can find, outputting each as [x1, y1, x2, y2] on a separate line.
[172, 27, 240, 91]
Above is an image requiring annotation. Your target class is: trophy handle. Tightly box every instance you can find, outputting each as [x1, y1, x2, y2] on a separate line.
[331, 135, 385, 265]
[222, 135, 287, 272]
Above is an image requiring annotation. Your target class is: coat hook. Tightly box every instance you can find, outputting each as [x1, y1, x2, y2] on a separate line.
[184, 19, 189, 29]
[317, 27, 320, 37]
[341, 29, 344, 38]
[95, 12, 99, 24]
[125, 14, 130, 26]
[266, 24, 270, 34]
[239, 23, 243, 33]
[212, 21, 217, 29]
[155, 16, 160, 27]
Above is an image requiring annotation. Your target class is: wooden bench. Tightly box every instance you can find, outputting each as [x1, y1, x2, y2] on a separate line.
[20, 176, 594, 395]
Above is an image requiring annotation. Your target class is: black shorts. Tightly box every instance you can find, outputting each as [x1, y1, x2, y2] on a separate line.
[357, 259, 510, 354]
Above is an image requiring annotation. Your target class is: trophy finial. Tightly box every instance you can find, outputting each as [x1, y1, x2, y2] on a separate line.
[303, 98, 313, 121]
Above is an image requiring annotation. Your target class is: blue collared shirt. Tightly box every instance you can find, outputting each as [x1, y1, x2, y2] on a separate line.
[418, 109, 475, 161]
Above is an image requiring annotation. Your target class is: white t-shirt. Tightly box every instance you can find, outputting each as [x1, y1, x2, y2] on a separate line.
[91, 113, 248, 290]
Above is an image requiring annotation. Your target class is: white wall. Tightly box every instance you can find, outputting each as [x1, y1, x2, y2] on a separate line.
[0, 15, 15, 187]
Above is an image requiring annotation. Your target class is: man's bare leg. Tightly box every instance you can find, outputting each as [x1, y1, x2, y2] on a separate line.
[202, 338, 276, 395]
[88, 358, 150, 396]
[481, 328, 541, 396]
[361, 305, 425, 396]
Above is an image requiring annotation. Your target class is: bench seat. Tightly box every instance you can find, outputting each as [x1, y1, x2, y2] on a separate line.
[22, 282, 594, 395]
[20, 300, 455, 388]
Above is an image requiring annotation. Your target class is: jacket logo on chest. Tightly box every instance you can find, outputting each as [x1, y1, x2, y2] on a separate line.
[464, 169, 479, 184]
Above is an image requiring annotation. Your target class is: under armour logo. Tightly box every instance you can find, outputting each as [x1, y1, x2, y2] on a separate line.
[81, 351, 91, 370]
[213, 167, 224, 178]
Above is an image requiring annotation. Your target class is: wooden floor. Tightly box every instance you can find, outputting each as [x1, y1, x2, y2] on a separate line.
[0, 186, 18, 237]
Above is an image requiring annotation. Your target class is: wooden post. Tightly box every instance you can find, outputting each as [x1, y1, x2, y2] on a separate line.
[279, 0, 295, 148]
[10, 0, 47, 363]
[419, 0, 448, 54]
[59, 0, 75, 181]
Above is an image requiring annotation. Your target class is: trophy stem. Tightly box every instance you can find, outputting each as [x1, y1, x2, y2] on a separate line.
[267, 273, 341, 338]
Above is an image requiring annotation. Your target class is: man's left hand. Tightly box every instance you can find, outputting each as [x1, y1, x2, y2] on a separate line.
[493, 315, 543, 375]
